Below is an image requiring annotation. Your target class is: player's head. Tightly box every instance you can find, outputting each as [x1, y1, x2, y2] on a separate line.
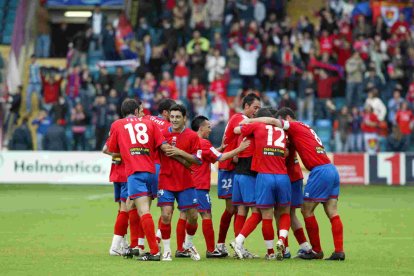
[158, 98, 176, 120]
[256, 107, 275, 118]
[121, 98, 142, 117]
[275, 107, 296, 121]
[169, 104, 187, 131]
[242, 93, 261, 118]
[191, 115, 211, 138]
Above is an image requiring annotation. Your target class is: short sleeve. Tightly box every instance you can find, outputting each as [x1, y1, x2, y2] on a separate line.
[190, 133, 202, 164]
[107, 124, 119, 153]
[240, 123, 256, 137]
[281, 120, 290, 130]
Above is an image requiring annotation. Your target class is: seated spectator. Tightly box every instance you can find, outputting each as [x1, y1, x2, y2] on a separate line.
[9, 117, 33, 151]
[43, 119, 68, 151]
[71, 103, 87, 151]
[32, 110, 52, 151]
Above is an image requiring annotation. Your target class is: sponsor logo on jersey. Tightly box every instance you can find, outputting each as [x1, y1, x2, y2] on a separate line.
[130, 147, 150, 155]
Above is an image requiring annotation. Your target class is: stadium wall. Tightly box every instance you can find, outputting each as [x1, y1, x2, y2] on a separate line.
[0, 152, 413, 185]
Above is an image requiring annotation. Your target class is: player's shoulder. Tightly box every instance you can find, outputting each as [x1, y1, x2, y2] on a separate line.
[184, 128, 199, 138]
[200, 138, 213, 148]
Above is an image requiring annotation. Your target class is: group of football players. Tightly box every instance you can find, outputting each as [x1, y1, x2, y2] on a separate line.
[103, 93, 345, 262]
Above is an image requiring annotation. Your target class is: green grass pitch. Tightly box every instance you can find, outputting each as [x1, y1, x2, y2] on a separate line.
[0, 184, 413, 275]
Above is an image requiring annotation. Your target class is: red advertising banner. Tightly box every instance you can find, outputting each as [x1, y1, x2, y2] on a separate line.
[333, 154, 366, 185]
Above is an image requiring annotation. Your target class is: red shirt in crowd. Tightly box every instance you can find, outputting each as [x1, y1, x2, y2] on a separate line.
[240, 122, 287, 174]
[41, 75, 63, 104]
[159, 127, 201, 192]
[316, 75, 340, 99]
[281, 120, 331, 171]
[361, 112, 379, 133]
[191, 138, 222, 191]
[107, 116, 165, 177]
[396, 110, 413, 135]
[187, 84, 205, 100]
[319, 35, 334, 55]
[210, 79, 227, 99]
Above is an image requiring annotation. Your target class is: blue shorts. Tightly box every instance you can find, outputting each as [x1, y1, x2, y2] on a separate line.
[149, 163, 161, 199]
[157, 188, 199, 210]
[127, 172, 153, 200]
[114, 182, 128, 202]
[304, 164, 340, 202]
[196, 189, 211, 213]
[217, 170, 234, 199]
[232, 174, 256, 206]
[255, 173, 291, 208]
[291, 179, 304, 208]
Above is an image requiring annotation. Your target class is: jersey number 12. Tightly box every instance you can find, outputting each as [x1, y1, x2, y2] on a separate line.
[265, 125, 285, 147]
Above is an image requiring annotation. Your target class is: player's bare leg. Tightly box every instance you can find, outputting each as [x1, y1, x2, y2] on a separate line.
[175, 211, 190, 258]
[217, 199, 236, 254]
[110, 201, 129, 256]
[273, 206, 290, 261]
[133, 196, 160, 260]
[323, 199, 345, 261]
[183, 207, 201, 261]
[300, 201, 324, 260]
[200, 212, 227, 258]
[160, 205, 174, 261]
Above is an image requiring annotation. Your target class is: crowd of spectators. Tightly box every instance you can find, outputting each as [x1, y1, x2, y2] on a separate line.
[4, 0, 414, 152]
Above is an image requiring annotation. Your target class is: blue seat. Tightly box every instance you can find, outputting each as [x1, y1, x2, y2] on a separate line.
[5, 10, 16, 22]
[1, 34, 11, 44]
[315, 119, 332, 129]
[4, 23, 13, 35]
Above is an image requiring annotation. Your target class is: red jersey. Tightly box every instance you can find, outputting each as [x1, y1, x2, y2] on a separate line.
[240, 122, 287, 174]
[107, 117, 165, 177]
[281, 120, 331, 171]
[159, 127, 201, 192]
[361, 113, 379, 133]
[237, 134, 255, 158]
[396, 110, 413, 135]
[219, 113, 248, 171]
[191, 138, 222, 190]
[109, 156, 127, 182]
[286, 142, 303, 182]
[143, 115, 171, 164]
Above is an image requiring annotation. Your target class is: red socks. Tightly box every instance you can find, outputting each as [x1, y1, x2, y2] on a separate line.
[140, 213, 159, 255]
[240, 212, 262, 239]
[186, 221, 198, 236]
[156, 216, 162, 243]
[304, 215, 322, 253]
[294, 228, 307, 245]
[262, 218, 274, 255]
[114, 211, 129, 236]
[176, 218, 186, 251]
[217, 210, 233, 243]
[128, 209, 139, 248]
[159, 221, 171, 240]
[330, 215, 344, 253]
[202, 219, 215, 252]
[278, 213, 291, 244]
[234, 214, 246, 237]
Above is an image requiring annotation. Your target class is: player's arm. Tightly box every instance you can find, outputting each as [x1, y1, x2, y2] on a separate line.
[102, 144, 121, 158]
[164, 146, 201, 164]
[239, 117, 283, 128]
[219, 139, 250, 162]
[159, 143, 192, 168]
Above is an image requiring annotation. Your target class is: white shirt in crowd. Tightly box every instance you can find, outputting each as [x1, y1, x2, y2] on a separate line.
[92, 13, 102, 35]
[233, 43, 260, 76]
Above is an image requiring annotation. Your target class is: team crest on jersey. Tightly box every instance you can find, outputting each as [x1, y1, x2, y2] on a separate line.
[315, 147, 326, 154]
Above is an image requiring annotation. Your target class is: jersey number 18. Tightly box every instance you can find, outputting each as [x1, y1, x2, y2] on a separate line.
[124, 123, 149, 144]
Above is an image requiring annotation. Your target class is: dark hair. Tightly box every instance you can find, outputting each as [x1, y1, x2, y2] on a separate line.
[121, 98, 142, 117]
[242, 93, 260, 109]
[191, 116, 209, 131]
[269, 108, 278, 117]
[169, 104, 187, 117]
[158, 98, 176, 114]
[256, 108, 274, 118]
[275, 107, 296, 120]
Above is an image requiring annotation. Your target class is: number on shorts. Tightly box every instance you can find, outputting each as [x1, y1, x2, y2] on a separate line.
[265, 125, 286, 147]
[124, 123, 149, 144]
[221, 178, 232, 189]
[310, 129, 323, 146]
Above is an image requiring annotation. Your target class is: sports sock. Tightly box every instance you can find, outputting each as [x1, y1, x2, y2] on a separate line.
[140, 213, 159, 255]
[217, 210, 233, 244]
[159, 221, 171, 240]
[156, 217, 162, 243]
[278, 213, 291, 244]
[240, 212, 262, 239]
[176, 218, 186, 251]
[330, 215, 344, 253]
[185, 221, 198, 247]
[114, 211, 129, 236]
[202, 219, 215, 252]
[293, 228, 307, 245]
[128, 209, 139, 248]
[304, 215, 322, 253]
[262, 219, 274, 255]
[110, 234, 124, 251]
[138, 238, 145, 250]
[234, 214, 246, 237]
